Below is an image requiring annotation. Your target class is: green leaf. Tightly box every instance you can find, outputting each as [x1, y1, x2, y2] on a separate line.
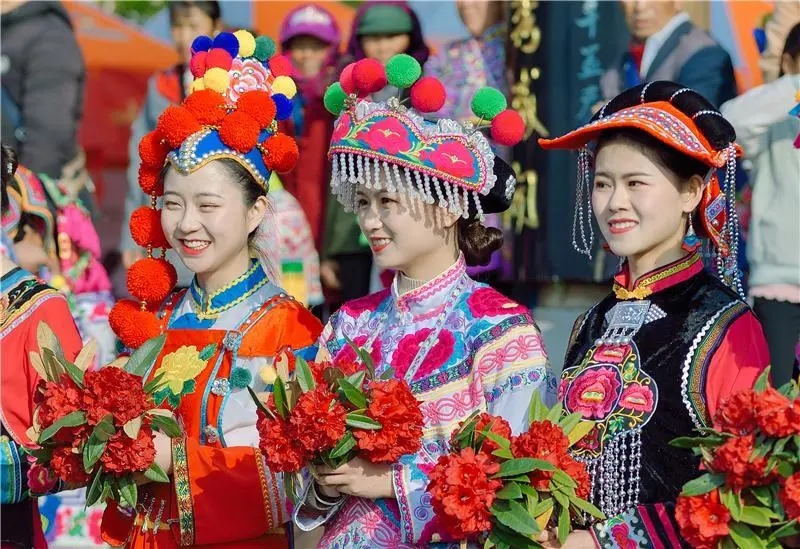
[143, 372, 166, 394]
[496, 482, 523, 500]
[61, 356, 85, 388]
[345, 413, 381, 430]
[143, 463, 170, 483]
[247, 386, 269, 415]
[39, 410, 86, 443]
[273, 377, 289, 419]
[520, 484, 539, 498]
[328, 432, 357, 460]
[558, 412, 582, 437]
[751, 486, 773, 508]
[670, 435, 725, 449]
[493, 457, 555, 479]
[487, 523, 540, 549]
[680, 473, 725, 496]
[125, 334, 166, 377]
[345, 371, 366, 389]
[379, 367, 394, 380]
[492, 448, 514, 460]
[557, 497, 571, 544]
[532, 496, 555, 517]
[721, 488, 743, 521]
[344, 335, 374, 378]
[295, 357, 316, 393]
[198, 343, 217, 361]
[740, 506, 777, 527]
[92, 415, 116, 443]
[122, 416, 142, 439]
[151, 415, 181, 437]
[729, 521, 766, 549]
[568, 492, 605, 519]
[84, 469, 105, 507]
[338, 378, 367, 409]
[771, 519, 800, 540]
[83, 434, 107, 472]
[118, 475, 138, 509]
[527, 391, 548, 423]
[491, 500, 540, 536]
[484, 431, 511, 451]
[41, 348, 67, 383]
[546, 402, 564, 423]
[552, 469, 578, 488]
[753, 367, 771, 392]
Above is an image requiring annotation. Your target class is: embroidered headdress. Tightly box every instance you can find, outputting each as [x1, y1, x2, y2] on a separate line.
[111, 30, 300, 350]
[539, 81, 745, 297]
[323, 54, 525, 219]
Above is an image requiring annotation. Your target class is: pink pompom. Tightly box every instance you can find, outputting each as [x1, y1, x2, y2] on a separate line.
[352, 59, 386, 95]
[189, 51, 208, 78]
[340, 62, 357, 95]
[410, 77, 446, 113]
[490, 110, 525, 146]
[206, 48, 234, 71]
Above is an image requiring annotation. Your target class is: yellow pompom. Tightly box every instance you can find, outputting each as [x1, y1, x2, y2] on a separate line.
[189, 78, 206, 93]
[271, 75, 297, 99]
[49, 274, 68, 291]
[259, 365, 277, 385]
[204, 67, 230, 94]
[234, 30, 256, 58]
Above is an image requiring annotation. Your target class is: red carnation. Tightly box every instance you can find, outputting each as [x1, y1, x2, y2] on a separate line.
[511, 420, 570, 490]
[35, 374, 82, 429]
[779, 472, 800, 521]
[712, 434, 772, 491]
[257, 410, 306, 473]
[288, 386, 347, 453]
[754, 387, 797, 437]
[427, 447, 502, 539]
[50, 445, 90, 485]
[183, 89, 227, 126]
[157, 105, 202, 149]
[451, 413, 511, 455]
[675, 490, 730, 549]
[715, 389, 759, 435]
[82, 367, 152, 426]
[354, 379, 424, 463]
[100, 424, 156, 475]
[558, 454, 591, 499]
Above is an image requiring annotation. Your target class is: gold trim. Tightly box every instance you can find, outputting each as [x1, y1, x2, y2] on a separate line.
[172, 436, 195, 546]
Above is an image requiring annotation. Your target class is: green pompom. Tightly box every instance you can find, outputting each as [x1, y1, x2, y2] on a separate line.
[253, 36, 276, 61]
[230, 367, 253, 389]
[385, 54, 422, 89]
[471, 87, 507, 120]
[324, 83, 347, 115]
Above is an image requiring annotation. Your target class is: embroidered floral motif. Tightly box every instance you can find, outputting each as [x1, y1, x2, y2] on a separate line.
[566, 366, 622, 420]
[152, 344, 217, 407]
[467, 287, 528, 317]
[394, 328, 455, 379]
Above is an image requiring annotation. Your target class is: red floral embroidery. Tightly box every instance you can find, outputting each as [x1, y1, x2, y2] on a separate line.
[393, 328, 455, 379]
[466, 287, 527, 318]
[357, 118, 411, 154]
[619, 383, 655, 413]
[594, 344, 631, 364]
[566, 366, 622, 420]
[420, 140, 476, 179]
[331, 113, 352, 143]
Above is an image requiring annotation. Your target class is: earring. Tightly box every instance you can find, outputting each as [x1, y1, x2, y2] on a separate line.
[682, 214, 701, 252]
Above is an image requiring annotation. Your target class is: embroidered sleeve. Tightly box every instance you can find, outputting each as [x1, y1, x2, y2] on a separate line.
[1, 435, 27, 504]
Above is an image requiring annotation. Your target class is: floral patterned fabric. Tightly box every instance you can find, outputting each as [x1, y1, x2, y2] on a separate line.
[295, 256, 557, 547]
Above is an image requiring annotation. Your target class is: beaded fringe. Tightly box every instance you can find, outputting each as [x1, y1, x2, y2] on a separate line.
[580, 429, 642, 519]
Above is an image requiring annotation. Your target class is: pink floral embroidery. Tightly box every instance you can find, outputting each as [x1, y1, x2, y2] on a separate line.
[594, 344, 631, 364]
[357, 118, 411, 154]
[566, 366, 622, 420]
[420, 140, 476, 179]
[393, 328, 455, 379]
[575, 426, 601, 452]
[467, 288, 528, 318]
[342, 289, 389, 316]
[331, 113, 352, 143]
[26, 463, 58, 495]
[619, 383, 655, 413]
[336, 334, 383, 366]
[87, 509, 104, 544]
[226, 58, 272, 106]
[558, 379, 569, 400]
[611, 523, 637, 549]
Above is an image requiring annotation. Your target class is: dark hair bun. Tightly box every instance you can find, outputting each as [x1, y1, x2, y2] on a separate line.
[594, 81, 736, 151]
[459, 218, 503, 266]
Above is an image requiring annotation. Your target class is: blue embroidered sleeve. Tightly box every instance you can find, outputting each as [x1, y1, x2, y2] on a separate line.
[1, 435, 26, 504]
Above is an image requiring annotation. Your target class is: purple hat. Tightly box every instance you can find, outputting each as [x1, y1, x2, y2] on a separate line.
[279, 4, 340, 47]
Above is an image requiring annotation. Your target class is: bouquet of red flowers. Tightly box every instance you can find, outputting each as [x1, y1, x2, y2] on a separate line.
[27, 325, 180, 508]
[671, 369, 800, 549]
[427, 392, 604, 548]
[251, 340, 424, 501]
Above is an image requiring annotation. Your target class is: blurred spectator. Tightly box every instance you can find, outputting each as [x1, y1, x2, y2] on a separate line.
[721, 23, 800, 386]
[278, 4, 341, 251]
[0, 0, 85, 179]
[759, 1, 800, 83]
[118, 1, 222, 287]
[600, 0, 736, 107]
[321, 1, 429, 303]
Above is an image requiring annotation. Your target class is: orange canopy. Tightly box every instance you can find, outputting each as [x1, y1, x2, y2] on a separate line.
[63, 1, 178, 73]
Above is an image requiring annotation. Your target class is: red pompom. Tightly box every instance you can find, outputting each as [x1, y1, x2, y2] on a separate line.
[268, 55, 293, 77]
[352, 59, 386, 95]
[490, 109, 525, 147]
[189, 51, 208, 78]
[157, 106, 202, 149]
[410, 77, 446, 113]
[138, 165, 164, 196]
[129, 207, 170, 249]
[262, 133, 299, 173]
[183, 89, 227, 126]
[206, 48, 233, 71]
[109, 299, 162, 350]
[138, 131, 169, 169]
[127, 257, 177, 305]
[339, 62, 357, 95]
[236, 91, 277, 127]
[218, 111, 261, 153]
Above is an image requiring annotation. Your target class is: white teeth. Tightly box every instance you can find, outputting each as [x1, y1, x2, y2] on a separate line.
[183, 240, 210, 249]
[610, 221, 636, 229]
[372, 239, 391, 246]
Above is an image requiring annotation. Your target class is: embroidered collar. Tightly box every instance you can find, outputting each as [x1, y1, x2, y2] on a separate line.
[391, 254, 467, 317]
[613, 251, 702, 300]
[189, 260, 269, 319]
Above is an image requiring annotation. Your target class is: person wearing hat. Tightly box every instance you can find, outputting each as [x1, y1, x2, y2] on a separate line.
[293, 54, 556, 547]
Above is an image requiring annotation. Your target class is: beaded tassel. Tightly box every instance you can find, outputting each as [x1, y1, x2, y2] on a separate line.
[572, 147, 594, 258]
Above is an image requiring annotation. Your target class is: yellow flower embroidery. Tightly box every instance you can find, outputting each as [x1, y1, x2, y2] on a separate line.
[153, 344, 217, 407]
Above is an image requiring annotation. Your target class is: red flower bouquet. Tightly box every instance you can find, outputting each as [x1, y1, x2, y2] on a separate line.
[27, 325, 180, 508]
[250, 339, 424, 502]
[671, 369, 800, 548]
[428, 392, 604, 548]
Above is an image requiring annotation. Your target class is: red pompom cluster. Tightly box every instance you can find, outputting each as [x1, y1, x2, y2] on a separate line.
[339, 62, 357, 95]
[109, 299, 162, 350]
[268, 55, 293, 77]
[352, 58, 386, 96]
[183, 90, 227, 126]
[127, 257, 177, 306]
[262, 133, 299, 173]
[129, 207, 169, 250]
[410, 76, 446, 113]
[491, 109, 526, 147]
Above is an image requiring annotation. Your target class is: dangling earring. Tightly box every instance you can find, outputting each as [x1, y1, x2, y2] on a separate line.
[682, 214, 701, 252]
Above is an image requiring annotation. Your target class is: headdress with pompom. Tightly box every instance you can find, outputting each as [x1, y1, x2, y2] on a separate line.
[323, 54, 525, 220]
[112, 30, 300, 350]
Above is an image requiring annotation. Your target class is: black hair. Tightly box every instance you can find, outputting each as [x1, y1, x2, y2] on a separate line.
[780, 22, 800, 77]
[1, 145, 18, 215]
[169, 1, 221, 25]
[458, 218, 503, 267]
